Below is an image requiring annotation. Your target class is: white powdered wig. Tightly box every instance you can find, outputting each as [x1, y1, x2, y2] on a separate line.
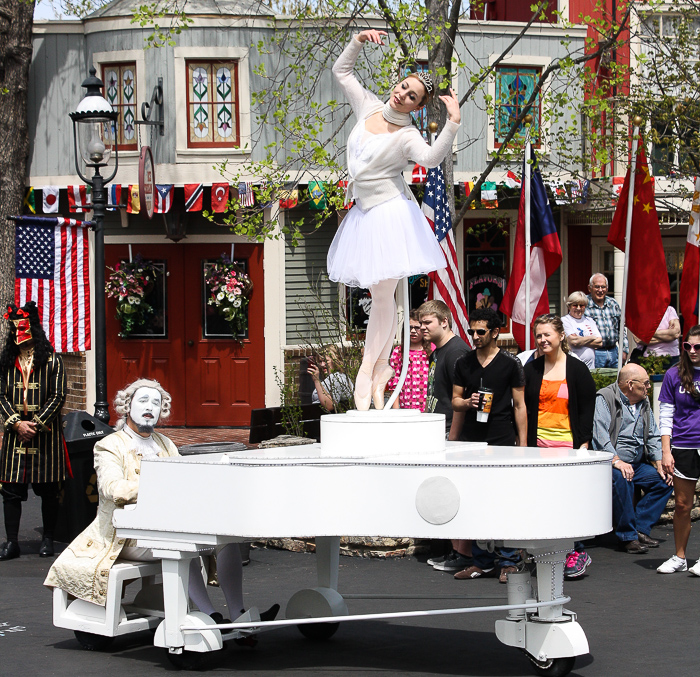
[113, 378, 172, 430]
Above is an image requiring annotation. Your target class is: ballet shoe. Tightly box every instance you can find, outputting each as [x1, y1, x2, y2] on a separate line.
[354, 370, 372, 411]
[371, 364, 395, 410]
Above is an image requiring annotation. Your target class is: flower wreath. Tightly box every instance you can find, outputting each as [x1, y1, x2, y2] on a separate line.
[204, 255, 253, 338]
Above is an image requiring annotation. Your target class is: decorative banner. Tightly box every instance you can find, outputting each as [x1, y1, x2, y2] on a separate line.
[211, 183, 229, 213]
[237, 181, 254, 208]
[337, 180, 353, 209]
[308, 181, 327, 210]
[67, 185, 91, 212]
[481, 181, 498, 209]
[185, 183, 204, 212]
[504, 171, 521, 189]
[611, 175, 624, 205]
[107, 184, 122, 211]
[155, 184, 174, 214]
[127, 185, 140, 214]
[42, 186, 59, 214]
[279, 188, 298, 210]
[412, 164, 427, 184]
[462, 181, 476, 209]
[24, 187, 36, 214]
[138, 146, 155, 219]
[680, 176, 700, 327]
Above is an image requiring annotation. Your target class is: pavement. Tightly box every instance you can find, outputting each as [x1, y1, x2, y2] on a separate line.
[2, 490, 700, 677]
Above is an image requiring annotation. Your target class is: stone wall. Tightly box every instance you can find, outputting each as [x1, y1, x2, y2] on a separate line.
[61, 352, 87, 413]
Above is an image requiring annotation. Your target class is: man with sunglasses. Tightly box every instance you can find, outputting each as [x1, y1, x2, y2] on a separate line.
[593, 363, 673, 555]
[447, 308, 527, 582]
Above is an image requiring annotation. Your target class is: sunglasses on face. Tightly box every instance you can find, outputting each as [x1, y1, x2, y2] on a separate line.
[683, 342, 700, 352]
[569, 303, 586, 309]
[467, 328, 489, 337]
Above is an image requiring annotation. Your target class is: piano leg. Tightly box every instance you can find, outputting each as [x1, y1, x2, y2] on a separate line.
[495, 540, 589, 677]
[285, 536, 348, 636]
[152, 550, 223, 656]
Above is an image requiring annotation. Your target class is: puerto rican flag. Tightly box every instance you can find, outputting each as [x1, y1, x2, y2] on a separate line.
[155, 184, 174, 214]
[422, 165, 472, 346]
[501, 148, 562, 351]
[185, 184, 204, 212]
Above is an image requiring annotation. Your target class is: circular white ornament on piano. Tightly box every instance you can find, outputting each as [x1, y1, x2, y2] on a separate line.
[415, 476, 460, 525]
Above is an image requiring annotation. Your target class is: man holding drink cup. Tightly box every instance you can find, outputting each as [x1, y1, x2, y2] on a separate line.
[450, 308, 527, 582]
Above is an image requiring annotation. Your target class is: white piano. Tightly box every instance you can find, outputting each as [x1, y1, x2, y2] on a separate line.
[109, 409, 612, 676]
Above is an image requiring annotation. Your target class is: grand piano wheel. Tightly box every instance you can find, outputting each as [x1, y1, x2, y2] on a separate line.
[165, 649, 217, 670]
[297, 621, 340, 641]
[73, 631, 115, 651]
[526, 654, 576, 677]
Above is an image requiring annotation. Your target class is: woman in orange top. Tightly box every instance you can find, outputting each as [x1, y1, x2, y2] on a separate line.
[524, 314, 597, 579]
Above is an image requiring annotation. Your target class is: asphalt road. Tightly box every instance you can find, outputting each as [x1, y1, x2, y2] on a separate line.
[1, 494, 699, 676]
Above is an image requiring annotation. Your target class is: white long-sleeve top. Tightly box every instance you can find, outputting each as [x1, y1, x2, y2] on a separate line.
[332, 36, 460, 211]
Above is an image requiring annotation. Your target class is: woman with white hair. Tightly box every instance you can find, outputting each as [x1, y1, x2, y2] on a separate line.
[562, 291, 603, 369]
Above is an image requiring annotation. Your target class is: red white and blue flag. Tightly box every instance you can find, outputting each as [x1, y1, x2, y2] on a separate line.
[501, 151, 562, 350]
[422, 165, 472, 345]
[155, 184, 174, 214]
[14, 216, 91, 352]
[107, 184, 122, 211]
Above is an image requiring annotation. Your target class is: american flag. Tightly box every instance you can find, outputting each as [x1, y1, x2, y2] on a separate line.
[422, 165, 472, 345]
[238, 182, 254, 207]
[14, 217, 91, 352]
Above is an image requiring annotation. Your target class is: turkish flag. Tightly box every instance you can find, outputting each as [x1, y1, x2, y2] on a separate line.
[211, 183, 229, 213]
[608, 140, 670, 344]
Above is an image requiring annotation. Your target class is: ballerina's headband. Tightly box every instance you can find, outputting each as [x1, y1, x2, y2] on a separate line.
[390, 69, 434, 96]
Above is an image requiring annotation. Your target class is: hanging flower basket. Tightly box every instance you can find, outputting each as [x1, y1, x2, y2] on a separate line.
[204, 255, 253, 338]
[105, 255, 162, 338]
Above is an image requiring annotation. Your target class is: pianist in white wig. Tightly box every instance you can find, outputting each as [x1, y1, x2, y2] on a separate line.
[113, 378, 172, 431]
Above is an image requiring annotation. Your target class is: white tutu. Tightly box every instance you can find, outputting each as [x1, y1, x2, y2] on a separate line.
[327, 194, 447, 288]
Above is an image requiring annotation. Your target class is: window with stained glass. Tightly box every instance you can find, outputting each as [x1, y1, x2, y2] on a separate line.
[494, 66, 541, 148]
[102, 63, 137, 151]
[186, 60, 240, 148]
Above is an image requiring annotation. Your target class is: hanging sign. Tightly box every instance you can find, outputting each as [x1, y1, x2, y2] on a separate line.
[138, 146, 156, 219]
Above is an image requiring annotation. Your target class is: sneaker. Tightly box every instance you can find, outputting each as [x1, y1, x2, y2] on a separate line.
[499, 565, 518, 584]
[689, 560, 700, 577]
[432, 552, 473, 572]
[427, 553, 449, 567]
[565, 551, 591, 579]
[454, 565, 496, 580]
[657, 555, 688, 574]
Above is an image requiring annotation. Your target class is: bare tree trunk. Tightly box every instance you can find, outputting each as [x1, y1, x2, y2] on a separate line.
[0, 0, 34, 312]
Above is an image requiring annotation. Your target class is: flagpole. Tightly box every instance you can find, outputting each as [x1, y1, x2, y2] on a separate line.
[524, 120, 532, 351]
[618, 117, 642, 375]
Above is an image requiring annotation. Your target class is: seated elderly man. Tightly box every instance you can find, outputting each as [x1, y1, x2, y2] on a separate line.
[45, 379, 276, 625]
[593, 364, 673, 554]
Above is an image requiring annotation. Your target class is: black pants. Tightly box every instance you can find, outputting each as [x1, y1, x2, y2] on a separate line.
[1, 481, 61, 542]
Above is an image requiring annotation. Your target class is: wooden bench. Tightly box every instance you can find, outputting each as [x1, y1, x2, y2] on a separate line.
[248, 403, 325, 445]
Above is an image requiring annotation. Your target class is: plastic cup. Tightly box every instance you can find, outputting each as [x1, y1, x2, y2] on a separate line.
[476, 387, 493, 423]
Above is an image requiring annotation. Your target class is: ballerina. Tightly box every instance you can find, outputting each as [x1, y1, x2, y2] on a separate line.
[328, 29, 461, 411]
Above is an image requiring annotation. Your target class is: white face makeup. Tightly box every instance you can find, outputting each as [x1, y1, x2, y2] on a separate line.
[129, 387, 162, 432]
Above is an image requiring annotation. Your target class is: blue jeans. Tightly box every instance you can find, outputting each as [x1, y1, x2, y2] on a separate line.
[472, 544, 520, 570]
[595, 347, 619, 369]
[612, 461, 673, 542]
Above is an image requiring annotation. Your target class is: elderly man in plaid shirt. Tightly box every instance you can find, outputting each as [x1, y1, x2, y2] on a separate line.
[586, 273, 629, 368]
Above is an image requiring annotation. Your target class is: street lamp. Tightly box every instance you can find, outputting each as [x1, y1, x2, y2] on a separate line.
[70, 66, 119, 424]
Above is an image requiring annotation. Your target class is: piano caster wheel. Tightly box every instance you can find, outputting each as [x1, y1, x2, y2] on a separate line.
[165, 649, 211, 671]
[297, 622, 340, 641]
[74, 631, 115, 651]
[527, 655, 575, 677]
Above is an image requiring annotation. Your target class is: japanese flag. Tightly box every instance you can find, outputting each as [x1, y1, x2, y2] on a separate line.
[42, 186, 59, 213]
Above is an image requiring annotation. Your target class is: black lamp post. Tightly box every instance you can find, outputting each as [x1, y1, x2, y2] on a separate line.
[70, 67, 119, 424]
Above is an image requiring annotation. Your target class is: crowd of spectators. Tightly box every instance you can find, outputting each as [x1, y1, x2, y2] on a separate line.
[380, 277, 697, 585]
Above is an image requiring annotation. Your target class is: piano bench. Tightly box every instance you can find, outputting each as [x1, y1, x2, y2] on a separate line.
[53, 561, 163, 638]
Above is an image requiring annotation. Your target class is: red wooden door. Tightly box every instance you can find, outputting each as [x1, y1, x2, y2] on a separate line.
[105, 243, 265, 426]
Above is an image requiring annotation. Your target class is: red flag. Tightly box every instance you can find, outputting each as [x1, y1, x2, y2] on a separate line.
[185, 183, 204, 212]
[412, 164, 427, 184]
[211, 183, 229, 213]
[680, 177, 700, 328]
[67, 185, 91, 212]
[126, 185, 140, 214]
[608, 141, 670, 344]
[337, 180, 353, 209]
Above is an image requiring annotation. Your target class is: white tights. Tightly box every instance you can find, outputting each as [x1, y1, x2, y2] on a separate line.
[355, 278, 398, 409]
[187, 543, 243, 617]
